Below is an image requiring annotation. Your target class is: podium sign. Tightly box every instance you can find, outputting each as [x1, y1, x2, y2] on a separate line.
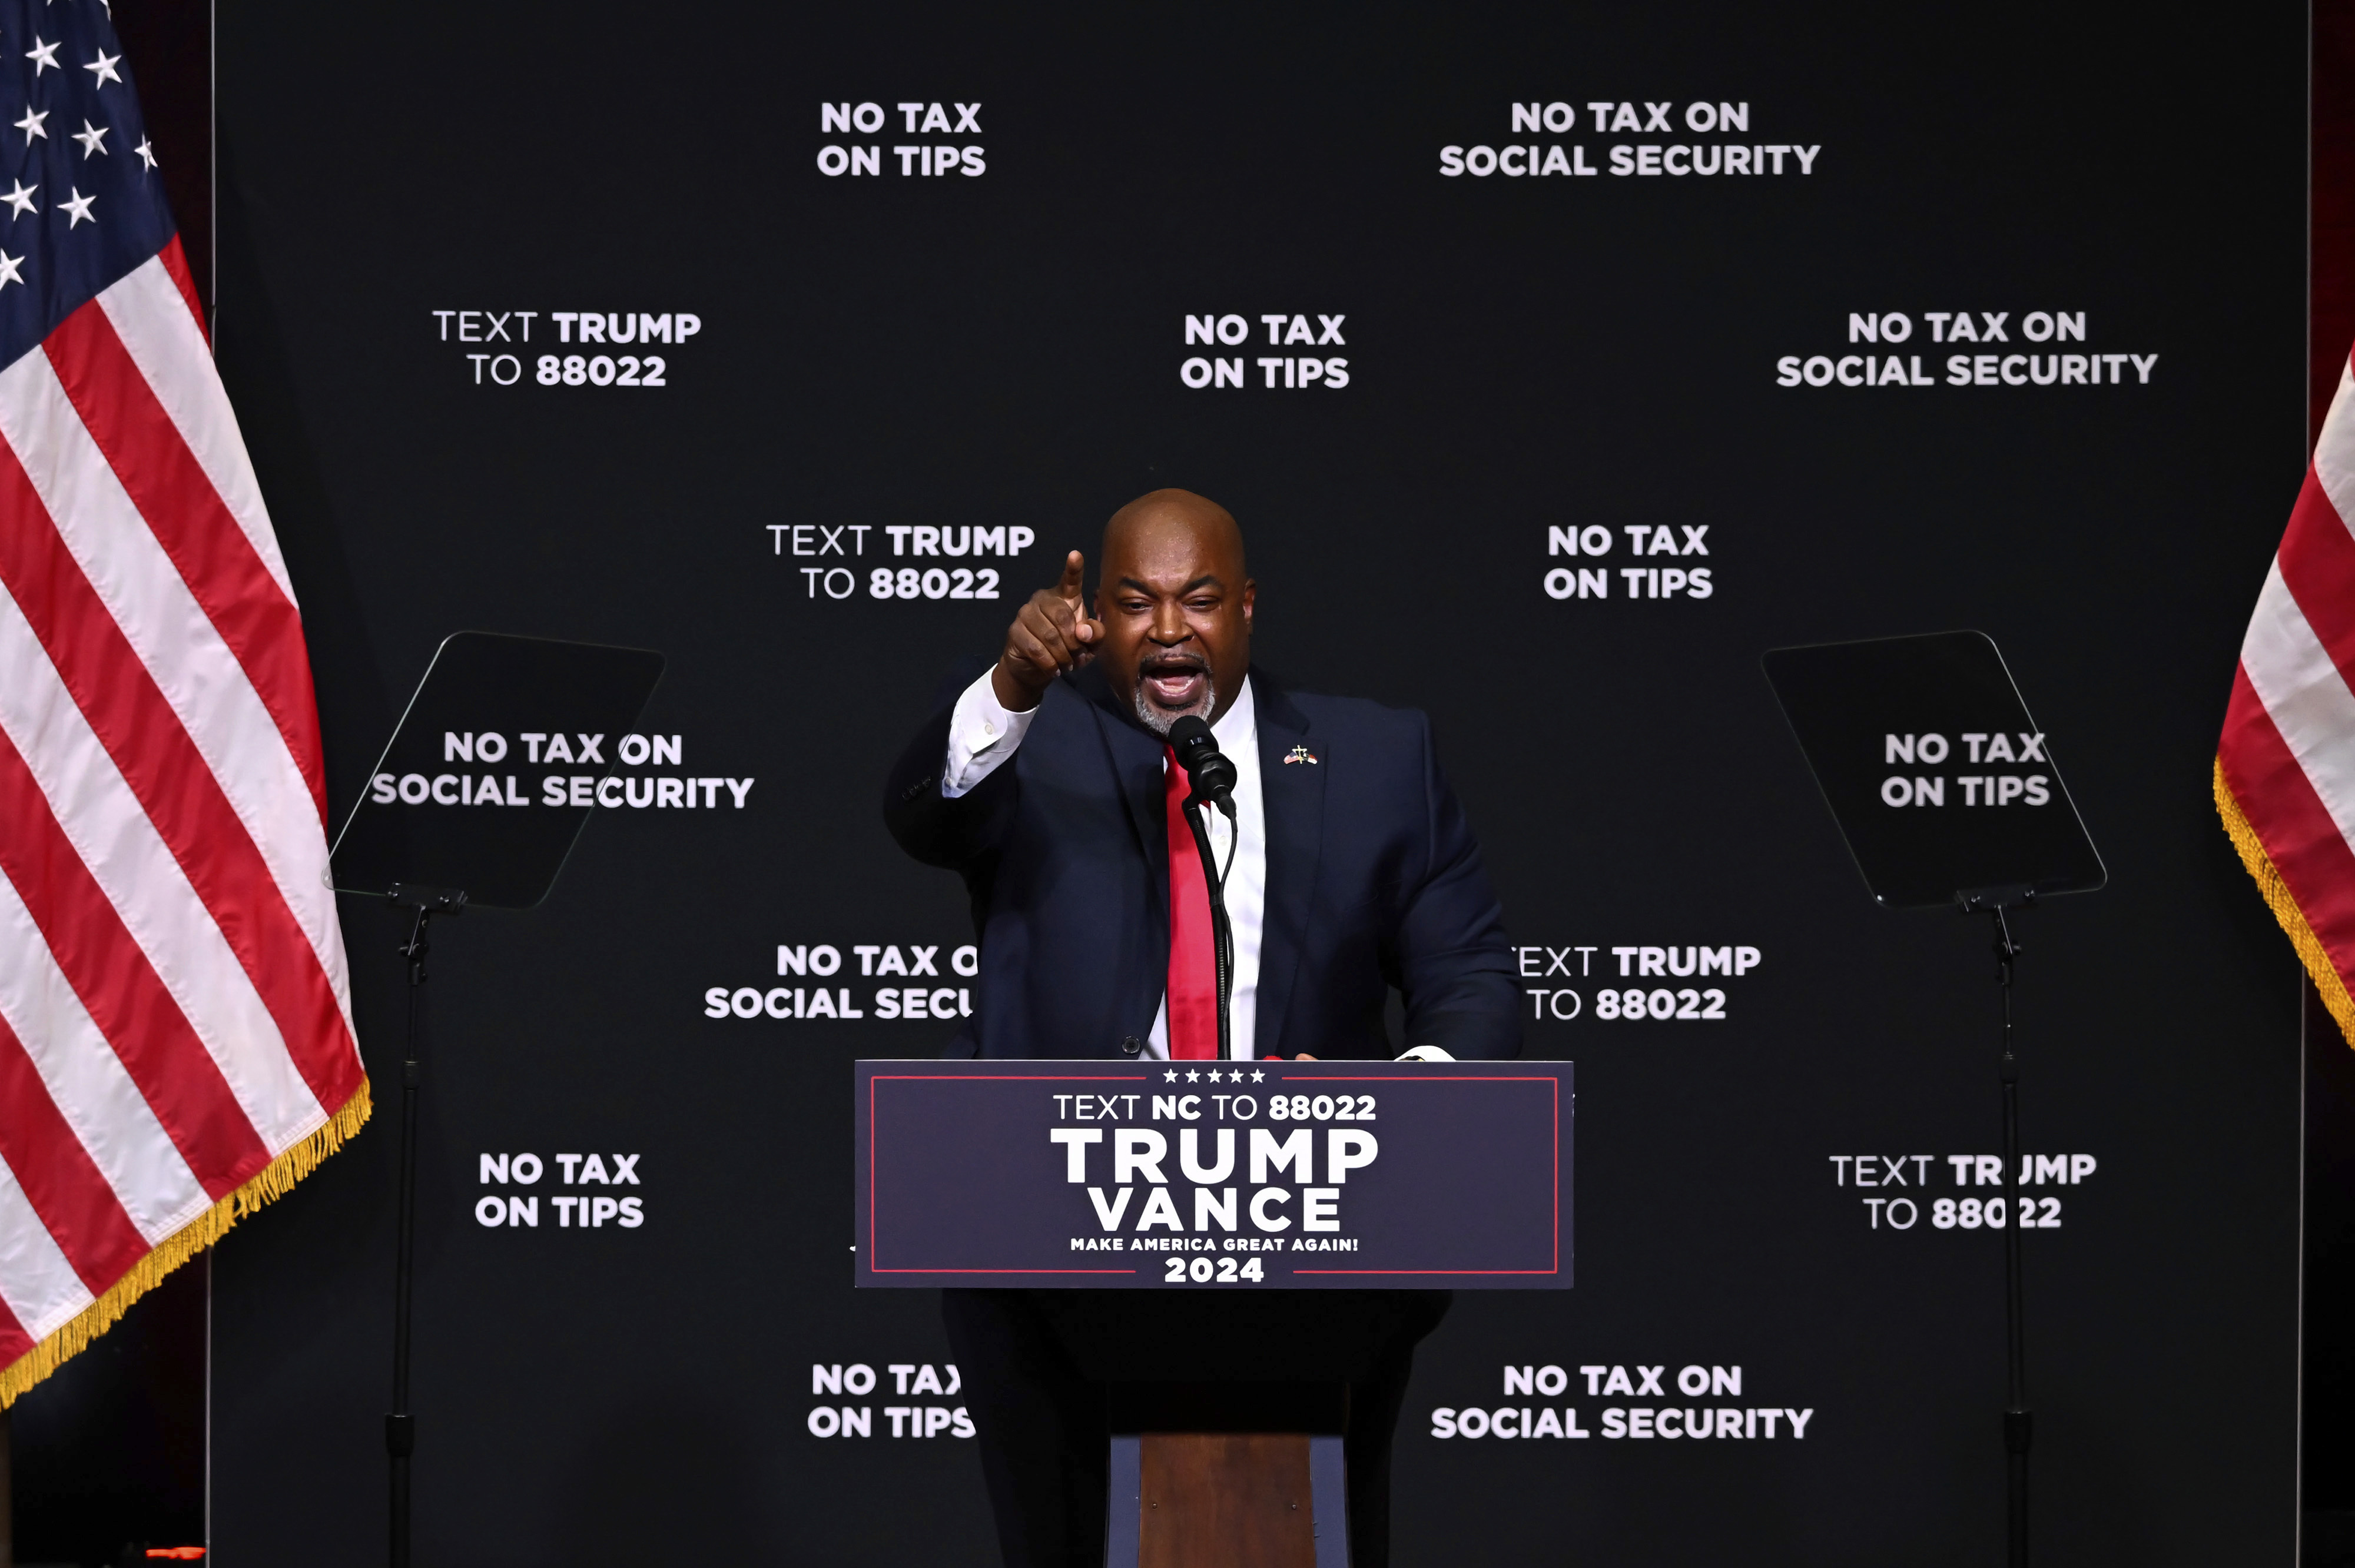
[855, 1059, 1571, 1290]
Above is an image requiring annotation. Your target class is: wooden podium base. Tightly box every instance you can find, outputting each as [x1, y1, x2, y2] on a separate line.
[1105, 1384, 1349, 1567]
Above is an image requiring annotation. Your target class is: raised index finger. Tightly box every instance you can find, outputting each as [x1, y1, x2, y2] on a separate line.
[1057, 550, 1086, 602]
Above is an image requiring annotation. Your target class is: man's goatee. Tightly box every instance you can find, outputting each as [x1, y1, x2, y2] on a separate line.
[1134, 675, 1216, 737]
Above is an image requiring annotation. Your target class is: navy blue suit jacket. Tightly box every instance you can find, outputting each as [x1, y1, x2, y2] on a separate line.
[883, 662, 1520, 1060]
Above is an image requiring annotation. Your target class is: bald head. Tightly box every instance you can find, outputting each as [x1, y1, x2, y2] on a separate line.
[1104, 489, 1246, 577]
[1094, 489, 1255, 732]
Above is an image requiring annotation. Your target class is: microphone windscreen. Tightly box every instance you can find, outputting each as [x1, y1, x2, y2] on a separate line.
[1168, 715, 1214, 755]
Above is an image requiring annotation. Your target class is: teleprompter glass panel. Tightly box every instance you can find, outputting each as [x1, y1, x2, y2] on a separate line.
[329, 632, 665, 910]
[1763, 630, 2104, 910]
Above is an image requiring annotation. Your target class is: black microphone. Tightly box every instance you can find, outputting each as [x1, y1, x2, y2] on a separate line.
[1167, 715, 1238, 819]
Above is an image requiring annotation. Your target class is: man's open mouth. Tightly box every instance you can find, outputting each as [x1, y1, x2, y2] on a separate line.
[1140, 656, 1209, 710]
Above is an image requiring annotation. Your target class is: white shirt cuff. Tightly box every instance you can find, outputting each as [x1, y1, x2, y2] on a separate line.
[941, 666, 1039, 799]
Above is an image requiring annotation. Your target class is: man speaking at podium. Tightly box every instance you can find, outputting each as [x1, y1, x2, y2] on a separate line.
[883, 489, 1518, 1566]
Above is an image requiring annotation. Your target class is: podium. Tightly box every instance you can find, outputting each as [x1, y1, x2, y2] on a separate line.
[857, 1057, 1571, 1564]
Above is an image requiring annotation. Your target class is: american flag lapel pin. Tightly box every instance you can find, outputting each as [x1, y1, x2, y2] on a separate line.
[1284, 745, 1318, 765]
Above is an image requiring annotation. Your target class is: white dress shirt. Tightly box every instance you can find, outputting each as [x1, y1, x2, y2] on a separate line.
[941, 668, 1267, 1058]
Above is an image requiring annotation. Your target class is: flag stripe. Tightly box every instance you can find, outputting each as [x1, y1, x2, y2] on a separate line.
[0, 584, 309, 1158]
[0, 447, 360, 1127]
[2219, 341, 2355, 1047]
[0, 1290, 29, 1373]
[0, 594, 332, 1158]
[154, 235, 207, 347]
[2314, 356, 2355, 528]
[2274, 470, 2355, 702]
[0, 722, 271, 1197]
[92, 255, 293, 634]
[0, 867, 210, 1243]
[2221, 666, 2355, 963]
[0, 1150, 93, 1343]
[0, 1009, 151, 1294]
[2238, 558, 2355, 853]
[0, 348, 350, 1034]
[47, 292, 325, 824]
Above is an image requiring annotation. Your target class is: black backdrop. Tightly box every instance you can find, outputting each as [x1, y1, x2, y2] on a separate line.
[205, 2, 2308, 1562]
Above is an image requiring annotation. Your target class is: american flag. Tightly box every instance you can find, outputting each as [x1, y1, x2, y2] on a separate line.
[0, 0, 363, 1403]
[2218, 346, 2355, 1047]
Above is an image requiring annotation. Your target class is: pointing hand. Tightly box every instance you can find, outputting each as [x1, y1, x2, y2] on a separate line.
[993, 550, 1104, 712]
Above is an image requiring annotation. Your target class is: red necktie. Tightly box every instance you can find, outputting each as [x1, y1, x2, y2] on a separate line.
[1164, 747, 1219, 1058]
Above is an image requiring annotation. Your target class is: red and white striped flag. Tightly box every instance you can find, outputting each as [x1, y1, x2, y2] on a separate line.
[0, 6, 364, 1404]
[2217, 346, 2355, 1044]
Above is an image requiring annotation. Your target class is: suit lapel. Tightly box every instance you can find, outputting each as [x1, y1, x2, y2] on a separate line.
[1073, 664, 1167, 870]
[1252, 675, 1322, 1060]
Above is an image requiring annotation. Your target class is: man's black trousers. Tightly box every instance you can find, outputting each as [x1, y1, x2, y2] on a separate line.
[941, 1287, 1450, 1568]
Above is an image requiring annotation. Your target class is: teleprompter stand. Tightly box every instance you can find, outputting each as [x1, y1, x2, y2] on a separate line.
[1765, 631, 2104, 1568]
[382, 881, 462, 1568]
[1966, 887, 2034, 1565]
[329, 631, 664, 1568]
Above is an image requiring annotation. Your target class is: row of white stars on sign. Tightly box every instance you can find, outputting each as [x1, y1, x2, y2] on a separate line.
[1163, 1068, 1266, 1082]
[11, 107, 155, 166]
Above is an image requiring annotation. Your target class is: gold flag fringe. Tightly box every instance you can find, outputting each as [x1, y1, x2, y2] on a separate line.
[0, 1077, 371, 1408]
[2215, 756, 2355, 1047]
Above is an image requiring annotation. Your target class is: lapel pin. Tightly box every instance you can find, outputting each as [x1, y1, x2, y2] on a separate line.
[1284, 745, 1319, 765]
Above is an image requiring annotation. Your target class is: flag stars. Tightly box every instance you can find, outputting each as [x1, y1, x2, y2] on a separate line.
[1162, 1069, 1178, 1082]
[15, 107, 45, 144]
[133, 137, 154, 170]
[58, 185, 92, 225]
[1185, 1069, 1200, 1082]
[0, 250, 22, 291]
[1249, 1069, 1264, 1082]
[70, 119, 106, 158]
[82, 49, 119, 87]
[1, 180, 35, 217]
[24, 34, 58, 73]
